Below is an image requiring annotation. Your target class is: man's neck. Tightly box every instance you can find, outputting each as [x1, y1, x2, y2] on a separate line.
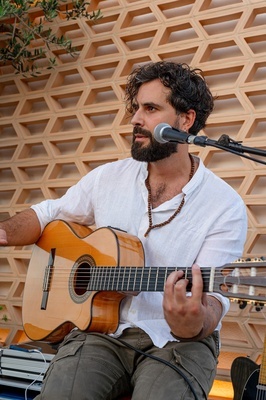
[146, 151, 195, 208]
[147, 150, 192, 181]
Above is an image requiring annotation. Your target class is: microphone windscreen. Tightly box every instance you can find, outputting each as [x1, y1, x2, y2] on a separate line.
[154, 123, 171, 143]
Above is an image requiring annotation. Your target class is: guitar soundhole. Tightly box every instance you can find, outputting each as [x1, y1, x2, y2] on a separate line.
[75, 262, 90, 295]
[69, 254, 96, 303]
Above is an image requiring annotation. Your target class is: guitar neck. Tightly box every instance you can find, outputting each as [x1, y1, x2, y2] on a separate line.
[87, 266, 212, 292]
[86, 261, 266, 304]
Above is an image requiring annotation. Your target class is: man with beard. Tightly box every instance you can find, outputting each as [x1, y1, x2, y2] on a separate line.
[0, 62, 247, 400]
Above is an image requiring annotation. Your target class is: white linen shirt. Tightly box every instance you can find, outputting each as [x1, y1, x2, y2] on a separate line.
[32, 157, 247, 347]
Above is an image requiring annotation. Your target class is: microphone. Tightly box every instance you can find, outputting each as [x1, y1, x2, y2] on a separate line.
[153, 124, 266, 164]
[154, 123, 208, 147]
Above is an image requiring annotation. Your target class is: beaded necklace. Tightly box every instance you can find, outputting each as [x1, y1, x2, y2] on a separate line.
[144, 154, 195, 237]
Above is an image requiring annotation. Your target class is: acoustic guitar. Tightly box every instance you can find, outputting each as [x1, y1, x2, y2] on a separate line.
[231, 335, 266, 400]
[22, 220, 266, 343]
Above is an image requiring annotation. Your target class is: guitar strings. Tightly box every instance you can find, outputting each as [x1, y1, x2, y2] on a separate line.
[39, 266, 266, 279]
[34, 266, 266, 303]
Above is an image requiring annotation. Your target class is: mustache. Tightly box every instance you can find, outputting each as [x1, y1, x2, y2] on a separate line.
[133, 126, 152, 137]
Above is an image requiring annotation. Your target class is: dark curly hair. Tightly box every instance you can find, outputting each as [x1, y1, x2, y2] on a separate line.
[125, 61, 214, 135]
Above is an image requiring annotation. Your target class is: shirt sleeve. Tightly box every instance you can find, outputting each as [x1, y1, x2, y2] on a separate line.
[196, 199, 247, 267]
[31, 167, 101, 231]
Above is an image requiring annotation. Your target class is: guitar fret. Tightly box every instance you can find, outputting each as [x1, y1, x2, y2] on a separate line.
[93, 267, 97, 290]
[155, 268, 159, 291]
[126, 267, 131, 291]
[139, 268, 145, 291]
[98, 266, 103, 290]
[135, 267, 139, 291]
[121, 267, 126, 291]
[93, 266, 98, 290]
[91, 266, 96, 291]
[139, 268, 144, 291]
[147, 268, 152, 291]
[150, 268, 160, 291]
[131, 267, 136, 291]
[137, 268, 143, 290]
[120, 267, 125, 291]
[165, 268, 168, 290]
[112, 267, 116, 290]
[132, 268, 138, 291]
[146, 268, 153, 291]
[115, 266, 120, 291]
[139, 268, 147, 291]
[103, 266, 108, 291]
[147, 268, 151, 291]
[132, 268, 136, 291]
[107, 266, 111, 290]
[132, 267, 136, 291]
[100, 267, 104, 290]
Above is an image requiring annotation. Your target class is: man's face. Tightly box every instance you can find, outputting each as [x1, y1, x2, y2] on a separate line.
[130, 79, 183, 162]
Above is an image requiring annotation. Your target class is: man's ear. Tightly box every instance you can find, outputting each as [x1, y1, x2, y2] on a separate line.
[183, 109, 196, 131]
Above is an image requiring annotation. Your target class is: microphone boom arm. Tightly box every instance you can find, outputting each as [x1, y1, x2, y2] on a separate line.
[188, 133, 266, 165]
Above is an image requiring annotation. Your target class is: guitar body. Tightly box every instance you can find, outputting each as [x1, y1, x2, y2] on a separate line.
[231, 357, 259, 400]
[22, 220, 145, 343]
[241, 369, 260, 400]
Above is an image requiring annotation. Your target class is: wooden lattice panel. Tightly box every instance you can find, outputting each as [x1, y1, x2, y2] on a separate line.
[0, 0, 266, 390]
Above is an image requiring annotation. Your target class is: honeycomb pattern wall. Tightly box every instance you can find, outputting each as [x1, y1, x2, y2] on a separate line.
[0, 0, 266, 389]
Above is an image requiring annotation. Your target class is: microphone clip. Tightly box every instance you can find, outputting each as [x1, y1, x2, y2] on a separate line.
[217, 134, 242, 148]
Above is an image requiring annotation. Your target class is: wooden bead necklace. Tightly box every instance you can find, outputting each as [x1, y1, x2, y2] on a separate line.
[144, 154, 195, 237]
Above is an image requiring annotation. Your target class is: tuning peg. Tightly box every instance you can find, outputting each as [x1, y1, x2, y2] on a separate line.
[238, 300, 247, 309]
[254, 302, 264, 312]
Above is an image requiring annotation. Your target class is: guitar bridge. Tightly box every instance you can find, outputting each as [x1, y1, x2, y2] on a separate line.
[41, 248, 56, 310]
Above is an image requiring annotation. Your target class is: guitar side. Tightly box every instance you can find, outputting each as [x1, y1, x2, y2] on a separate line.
[22, 220, 145, 342]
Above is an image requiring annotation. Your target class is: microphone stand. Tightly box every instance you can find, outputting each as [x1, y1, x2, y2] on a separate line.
[189, 134, 266, 166]
[192, 133, 266, 311]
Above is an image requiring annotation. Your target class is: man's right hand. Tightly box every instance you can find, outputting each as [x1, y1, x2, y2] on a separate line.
[0, 228, 8, 246]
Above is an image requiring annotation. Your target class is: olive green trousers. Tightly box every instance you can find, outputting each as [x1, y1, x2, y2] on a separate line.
[35, 328, 219, 400]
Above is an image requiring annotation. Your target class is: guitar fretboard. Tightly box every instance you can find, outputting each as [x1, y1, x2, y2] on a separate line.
[86, 266, 212, 292]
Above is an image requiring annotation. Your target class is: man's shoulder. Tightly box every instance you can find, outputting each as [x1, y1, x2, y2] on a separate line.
[200, 161, 244, 203]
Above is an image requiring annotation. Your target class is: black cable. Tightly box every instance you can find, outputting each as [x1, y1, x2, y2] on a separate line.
[115, 337, 203, 400]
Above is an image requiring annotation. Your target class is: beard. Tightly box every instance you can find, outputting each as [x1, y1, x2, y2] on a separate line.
[131, 126, 178, 162]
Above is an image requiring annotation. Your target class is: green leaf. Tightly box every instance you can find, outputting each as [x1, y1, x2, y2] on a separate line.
[0, 0, 102, 77]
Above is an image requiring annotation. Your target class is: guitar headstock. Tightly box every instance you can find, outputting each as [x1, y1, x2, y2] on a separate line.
[212, 257, 266, 308]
